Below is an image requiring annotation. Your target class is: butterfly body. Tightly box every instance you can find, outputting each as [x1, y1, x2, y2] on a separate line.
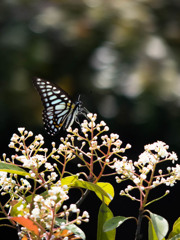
[33, 78, 88, 136]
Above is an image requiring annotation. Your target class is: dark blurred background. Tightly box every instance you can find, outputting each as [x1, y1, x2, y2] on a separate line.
[0, 0, 180, 239]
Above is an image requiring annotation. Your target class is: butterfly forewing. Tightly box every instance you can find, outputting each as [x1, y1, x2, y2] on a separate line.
[33, 78, 75, 135]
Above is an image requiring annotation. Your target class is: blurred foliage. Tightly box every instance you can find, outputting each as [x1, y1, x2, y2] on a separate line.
[1, 0, 180, 239]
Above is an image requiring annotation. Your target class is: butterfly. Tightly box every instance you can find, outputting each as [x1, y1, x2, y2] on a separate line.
[32, 78, 89, 136]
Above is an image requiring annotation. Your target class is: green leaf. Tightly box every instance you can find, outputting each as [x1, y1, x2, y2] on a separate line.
[61, 175, 78, 186]
[96, 182, 114, 201]
[103, 216, 130, 232]
[75, 180, 112, 205]
[56, 218, 86, 240]
[61, 176, 113, 204]
[0, 162, 30, 176]
[149, 211, 169, 240]
[168, 217, 180, 239]
[169, 233, 180, 240]
[66, 178, 112, 205]
[10, 194, 34, 217]
[148, 220, 158, 240]
[97, 202, 116, 240]
[10, 199, 24, 216]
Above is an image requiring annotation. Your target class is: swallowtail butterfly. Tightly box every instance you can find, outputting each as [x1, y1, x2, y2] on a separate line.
[33, 78, 88, 136]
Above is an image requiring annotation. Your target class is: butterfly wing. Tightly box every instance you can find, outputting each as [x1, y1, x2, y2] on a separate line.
[33, 78, 75, 135]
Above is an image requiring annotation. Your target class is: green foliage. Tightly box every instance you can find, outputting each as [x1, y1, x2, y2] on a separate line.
[61, 176, 114, 205]
[149, 212, 169, 240]
[103, 216, 132, 232]
[0, 162, 30, 177]
[56, 219, 86, 240]
[97, 202, 116, 240]
[148, 221, 159, 240]
[168, 218, 180, 240]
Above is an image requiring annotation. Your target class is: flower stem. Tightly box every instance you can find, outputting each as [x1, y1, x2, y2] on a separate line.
[135, 208, 144, 240]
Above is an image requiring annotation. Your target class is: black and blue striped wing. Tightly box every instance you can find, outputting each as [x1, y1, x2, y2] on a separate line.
[33, 78, 76, 136]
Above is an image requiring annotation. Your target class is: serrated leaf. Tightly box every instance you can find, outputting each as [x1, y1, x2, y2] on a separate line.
[97, 202, 116, 240]
[103, 216, 130, 232]
[56, 218, 86, 239]
[149, 211, 169, 240]
[0, 162, 30, 177]
[168, 217, 180, 239]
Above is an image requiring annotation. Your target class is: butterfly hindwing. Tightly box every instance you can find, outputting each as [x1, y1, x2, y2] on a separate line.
[33, 78, 75, 135]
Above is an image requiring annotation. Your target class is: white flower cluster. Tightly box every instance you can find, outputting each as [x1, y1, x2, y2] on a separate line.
[16, 154, 47, 168]
[66, 113, 131, 167]
[67, 113, 109, 138]
[17, 182, 89, 239]
[0, 172, 16, 194]
[80, 113, 109, 135]
[9, 127, 44, 151]
[111, 141, 179, 199]
[18, 182, 69, 224]
[1, 127, 90, 239]
[16, 183, 68, 224]
[0, 171, 32, 199]
[61, 204, 90, 225]
[0, 128, 58, 201]
[7, 128, 60, 183]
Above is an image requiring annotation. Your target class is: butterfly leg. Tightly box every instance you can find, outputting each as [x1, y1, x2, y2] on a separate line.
[75, 116, 80, 125]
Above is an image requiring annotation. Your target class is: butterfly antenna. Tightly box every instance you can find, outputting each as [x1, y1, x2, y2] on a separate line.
[78, 94, 81, 101]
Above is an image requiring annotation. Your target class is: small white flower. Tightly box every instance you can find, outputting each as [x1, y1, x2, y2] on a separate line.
[88, 121, 95, 128]
[158, 147, 168, 158]
[11, 133, 19, 142]
[82, 211, 89, 218]
[169, 152, 178, 161]
[133, 178, 140, 184]
[50, 172, 58, 180]
[100, 120, 106, 126]
[8, 142, 15, 148]
[31, 207, 40, 218]
[104, 126, 109, 131]
[76, 220, 81, 225]
[18, 127, 25, 134]
[87, 113, 93, 119]
[70, 204, 78, 212]
[34, 195, 43, 202]
[28, 131, 33, 137]
[45, 162, 53, 170]
[140, 174, 146, 180]
[126, 143, 131, 149]
[66, 126, 72, 132]
[30, 172, 36, 178]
